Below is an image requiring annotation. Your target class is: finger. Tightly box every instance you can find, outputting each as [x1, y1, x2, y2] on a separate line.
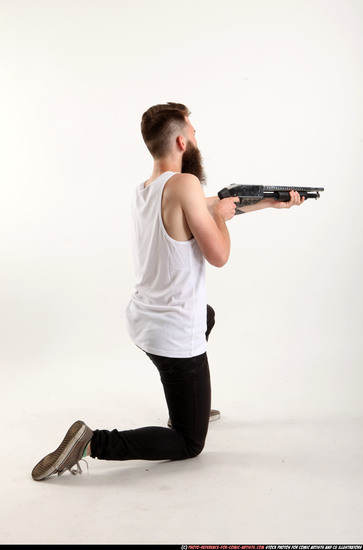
[289, 190, 299, 206]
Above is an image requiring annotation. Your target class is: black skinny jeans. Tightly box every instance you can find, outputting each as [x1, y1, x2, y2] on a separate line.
[90, 305, 215, 461]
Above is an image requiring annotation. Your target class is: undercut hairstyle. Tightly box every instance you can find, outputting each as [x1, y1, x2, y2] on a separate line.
[141, 102, 191, 159]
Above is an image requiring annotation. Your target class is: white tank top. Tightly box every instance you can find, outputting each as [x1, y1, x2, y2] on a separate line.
[125, 171, 207, 358]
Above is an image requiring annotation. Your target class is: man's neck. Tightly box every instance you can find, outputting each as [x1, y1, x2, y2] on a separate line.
[147, 157, 182, 184]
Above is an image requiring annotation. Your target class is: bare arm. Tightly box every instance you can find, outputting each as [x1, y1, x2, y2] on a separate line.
[178, 175, 239, 267]
[207, 191, 304, 214]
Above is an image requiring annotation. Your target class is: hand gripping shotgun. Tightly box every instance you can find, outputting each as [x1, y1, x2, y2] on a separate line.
[217, 184, 324, 215]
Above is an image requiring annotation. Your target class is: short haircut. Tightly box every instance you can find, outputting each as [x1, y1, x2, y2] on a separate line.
[141, 102, 191, 158]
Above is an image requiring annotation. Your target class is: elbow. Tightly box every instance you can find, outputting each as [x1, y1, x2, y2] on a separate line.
[209, 251, 229, 268]
[213, 258, 228, 268]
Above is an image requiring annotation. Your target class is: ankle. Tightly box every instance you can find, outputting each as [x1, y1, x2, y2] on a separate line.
[82, 442, 91, 458]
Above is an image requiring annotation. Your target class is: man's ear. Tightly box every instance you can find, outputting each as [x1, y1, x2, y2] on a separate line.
[176, 135, 187, 152]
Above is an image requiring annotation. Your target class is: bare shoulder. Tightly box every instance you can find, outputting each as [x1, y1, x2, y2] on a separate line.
[168, 173, 201, 189]
[165, 173, 205, 203]
[161, 174, 204, 241]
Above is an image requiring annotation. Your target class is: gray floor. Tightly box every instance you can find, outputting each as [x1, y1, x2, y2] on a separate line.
[1, 0, 362, 544]
[1, 349, 362, 545]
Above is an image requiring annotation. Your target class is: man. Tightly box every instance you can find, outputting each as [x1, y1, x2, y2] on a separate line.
[31, 102, 303, 480]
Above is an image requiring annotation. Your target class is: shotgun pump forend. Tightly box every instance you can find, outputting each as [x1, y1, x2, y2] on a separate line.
[217, 184, 324, 214]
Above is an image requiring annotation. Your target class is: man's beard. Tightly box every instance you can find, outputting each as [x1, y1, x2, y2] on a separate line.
[181, 141, 207, 185]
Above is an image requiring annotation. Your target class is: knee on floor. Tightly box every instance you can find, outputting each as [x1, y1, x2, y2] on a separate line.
[185, 440, 205, 459]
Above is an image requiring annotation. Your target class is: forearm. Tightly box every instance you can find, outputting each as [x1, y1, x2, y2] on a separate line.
[207, 195, 275, 215]
[236, 198, 275, 214]
[212, 212, 231, 266]
[206, 196, 219, 216]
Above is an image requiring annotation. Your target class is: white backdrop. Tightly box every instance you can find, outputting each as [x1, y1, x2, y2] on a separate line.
[1, 0, 362, 425]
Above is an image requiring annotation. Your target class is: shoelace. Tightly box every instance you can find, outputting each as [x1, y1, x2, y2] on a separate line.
[58, 458, 89, 477]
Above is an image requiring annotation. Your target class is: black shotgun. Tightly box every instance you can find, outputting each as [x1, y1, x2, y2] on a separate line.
[218, 184, 324, 214]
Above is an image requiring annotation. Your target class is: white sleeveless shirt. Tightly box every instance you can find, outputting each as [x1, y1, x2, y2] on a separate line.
[125, 171, 207, 358]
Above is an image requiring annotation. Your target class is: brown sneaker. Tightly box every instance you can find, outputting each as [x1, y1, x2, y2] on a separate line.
[32, 420, 93, 481]
[167, 409, 221, 429]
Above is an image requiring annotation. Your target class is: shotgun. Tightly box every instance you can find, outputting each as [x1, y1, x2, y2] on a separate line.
[218, 184, 324, 215]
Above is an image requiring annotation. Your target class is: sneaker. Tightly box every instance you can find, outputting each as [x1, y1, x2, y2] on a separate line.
[167, 408, 221, 428]
[31, 420, 93, 481]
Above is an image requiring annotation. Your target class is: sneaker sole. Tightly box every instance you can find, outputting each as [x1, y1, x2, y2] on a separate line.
[32, 421, 91, 481]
